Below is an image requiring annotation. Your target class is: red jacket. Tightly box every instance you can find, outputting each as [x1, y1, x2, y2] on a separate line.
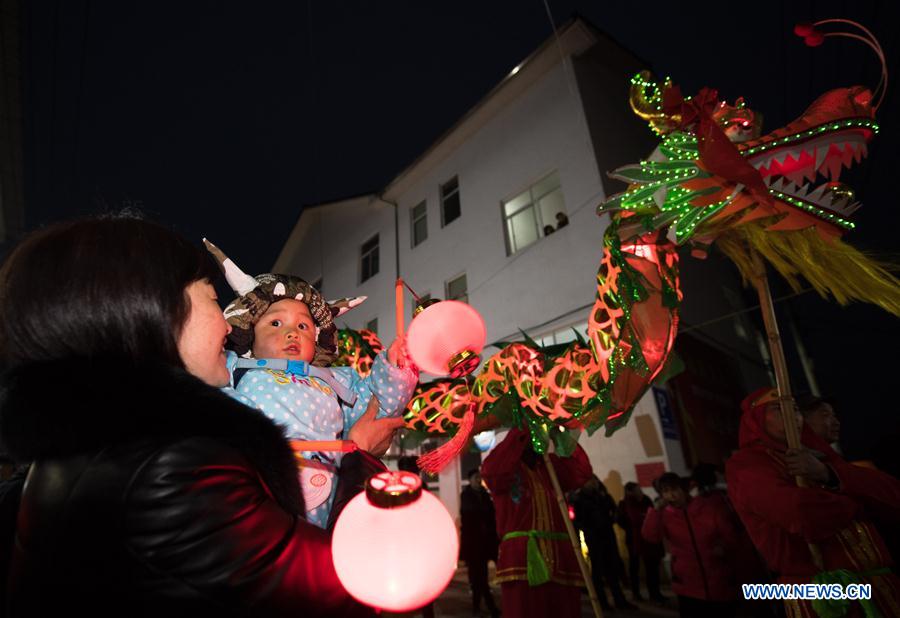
[642, 494, 739, 601]
[481, 429, 592, 588]
[726, 391, 900, 616]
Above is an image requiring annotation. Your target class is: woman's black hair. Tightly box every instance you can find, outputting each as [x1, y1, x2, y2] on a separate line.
[656, 472, 687, 492]
[0, 213, 218, 369]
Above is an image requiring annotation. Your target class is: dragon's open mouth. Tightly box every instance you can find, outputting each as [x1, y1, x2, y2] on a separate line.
[740, 118, 877, 228]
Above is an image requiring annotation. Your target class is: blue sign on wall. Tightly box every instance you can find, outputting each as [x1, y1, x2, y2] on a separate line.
[653, 387, 679, 440]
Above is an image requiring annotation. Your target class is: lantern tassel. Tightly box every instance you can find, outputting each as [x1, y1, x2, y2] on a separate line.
[417, 404, 475, 475]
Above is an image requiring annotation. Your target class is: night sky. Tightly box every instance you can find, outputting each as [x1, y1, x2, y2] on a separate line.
[19, 0, 900, 461]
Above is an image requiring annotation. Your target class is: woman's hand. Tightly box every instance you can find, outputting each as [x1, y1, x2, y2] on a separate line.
[348, 396, 405, 457]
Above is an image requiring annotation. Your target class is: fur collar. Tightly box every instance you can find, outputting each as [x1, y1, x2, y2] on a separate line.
[0, 358, 303, 515]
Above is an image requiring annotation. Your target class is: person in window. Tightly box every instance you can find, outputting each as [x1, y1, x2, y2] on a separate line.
[0, 214, 395, 616]
[555, 212, 569, 229]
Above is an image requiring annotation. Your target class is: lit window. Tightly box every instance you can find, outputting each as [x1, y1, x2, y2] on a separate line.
[360, 235, 379, 283]
[365, 318, 378, 336]
[411, 201, 428, 247]
[502, 172, 566, 255]
[445, 273, 468, 303]
[441, 177, 461, 227]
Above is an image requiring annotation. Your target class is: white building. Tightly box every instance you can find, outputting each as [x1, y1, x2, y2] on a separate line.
[274, 18, 767, 518]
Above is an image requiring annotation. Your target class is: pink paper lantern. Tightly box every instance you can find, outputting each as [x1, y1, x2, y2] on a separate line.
[406, 300, 486, 377]
[331, 471, 459, 612]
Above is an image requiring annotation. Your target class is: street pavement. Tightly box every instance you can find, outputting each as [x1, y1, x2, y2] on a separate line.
[425, 563, 680, 618]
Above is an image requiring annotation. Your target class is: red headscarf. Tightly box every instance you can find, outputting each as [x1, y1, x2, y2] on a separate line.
[738, 388, 839, 460]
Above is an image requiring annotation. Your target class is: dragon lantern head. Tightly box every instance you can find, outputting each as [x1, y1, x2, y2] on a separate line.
[738, 85, 876, 232]
[603, 20, 900, 317]
[621, 70, 877, 242]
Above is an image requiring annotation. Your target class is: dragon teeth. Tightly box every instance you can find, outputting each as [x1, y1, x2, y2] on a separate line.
[796, 183, 810, 197]
[771, 177, 785, 191]
[831, 196, 850, 210]
[815, 147, 828, 172]
[807, 184, 827, 203]
[841, 144, 855, 169]
[786, 171, 806, 186]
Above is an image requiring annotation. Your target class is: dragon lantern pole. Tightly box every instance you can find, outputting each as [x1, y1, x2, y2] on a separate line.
[749, 249, 824, 570]
[749, 250, 803, 452]
[543, 453, 604, 618]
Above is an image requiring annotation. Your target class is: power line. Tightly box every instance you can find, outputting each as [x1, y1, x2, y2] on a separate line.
[679, 288, 812, 334]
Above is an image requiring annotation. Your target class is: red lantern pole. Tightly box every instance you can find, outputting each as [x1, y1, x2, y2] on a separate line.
[543, 454, 604, 618]
[395, 278, 405, 338]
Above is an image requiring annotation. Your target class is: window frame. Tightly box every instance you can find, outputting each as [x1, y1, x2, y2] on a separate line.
[445, 272, 468, 303]
[501, 171, 565, 255]
[411, 200, 428, 248]
[440, 176, 461, 227]
[359, 234, 380, 283]
[412, 292, 432, 320]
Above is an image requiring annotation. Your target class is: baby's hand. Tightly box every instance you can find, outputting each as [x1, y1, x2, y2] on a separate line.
[387, 335, 415, 370]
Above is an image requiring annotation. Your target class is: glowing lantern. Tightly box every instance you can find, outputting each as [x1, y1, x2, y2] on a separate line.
[331, 471, 459, 612]
[406, 300, 486, 377]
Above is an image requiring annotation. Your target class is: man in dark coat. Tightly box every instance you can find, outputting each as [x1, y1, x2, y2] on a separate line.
[460, 467, 500, 617]
[573, 476, 637, 611]
[617, 481, 666, 602]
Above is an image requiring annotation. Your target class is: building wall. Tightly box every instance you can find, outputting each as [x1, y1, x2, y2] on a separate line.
[390, 59, 607, 348]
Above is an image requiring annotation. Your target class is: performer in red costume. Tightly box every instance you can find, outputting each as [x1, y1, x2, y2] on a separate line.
[481, 428, 593, 617]
[726, 388, 900, 617]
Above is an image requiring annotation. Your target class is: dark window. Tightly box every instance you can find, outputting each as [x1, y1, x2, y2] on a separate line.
[441, 176, 461, 227]
[360, 234, 379, 283]
[411, 201, 428, 247]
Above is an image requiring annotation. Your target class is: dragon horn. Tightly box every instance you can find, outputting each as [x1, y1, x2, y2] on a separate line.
[629, 70, 681, 136]
[202, 238, 258, 295]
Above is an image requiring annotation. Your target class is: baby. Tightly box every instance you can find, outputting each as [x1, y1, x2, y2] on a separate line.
[206, 240, 418, 527]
